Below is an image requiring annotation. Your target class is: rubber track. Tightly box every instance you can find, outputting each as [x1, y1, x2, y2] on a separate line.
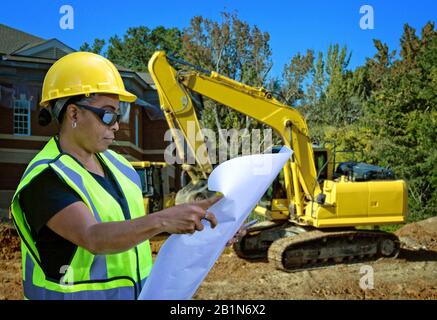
[267, 229, 400, 272]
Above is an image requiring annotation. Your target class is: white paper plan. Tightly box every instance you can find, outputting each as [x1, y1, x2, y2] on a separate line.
[138, 146, 293, 300]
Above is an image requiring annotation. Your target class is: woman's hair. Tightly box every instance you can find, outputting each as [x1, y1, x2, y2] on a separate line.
[38, 94, 98, 126]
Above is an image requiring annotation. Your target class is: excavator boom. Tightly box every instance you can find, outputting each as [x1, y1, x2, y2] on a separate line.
[148, 51, 321, 214]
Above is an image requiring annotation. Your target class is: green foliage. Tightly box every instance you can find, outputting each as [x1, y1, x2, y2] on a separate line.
[80, 38, 105, 54]
[81, 26, 182, 72]
[182, 12, 272, 86]
[294, 21, 436, 222]
[182, 12, 273, 155]
[281, 49, 314, 105]
[361, 22, 437, 222]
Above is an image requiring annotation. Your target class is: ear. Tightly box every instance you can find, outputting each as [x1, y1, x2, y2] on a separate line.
[65, 103, 79, 122]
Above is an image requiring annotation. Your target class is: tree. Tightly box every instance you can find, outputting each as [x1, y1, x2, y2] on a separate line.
[182, 12, 273, 154]
[80, 38, 105, 54]
[296, 45, 366, 143]
[278, 22, 436, 222]
[363, 22, 437, 220]
[281, 49, 314, 106]
[182, 12, 272, 86]
[81, 26, 182, 72]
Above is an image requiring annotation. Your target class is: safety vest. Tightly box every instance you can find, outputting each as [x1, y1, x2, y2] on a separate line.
[10, 137, 153, 300]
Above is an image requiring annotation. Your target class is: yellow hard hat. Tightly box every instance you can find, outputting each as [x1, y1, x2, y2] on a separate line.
[40, 52, 137, 107]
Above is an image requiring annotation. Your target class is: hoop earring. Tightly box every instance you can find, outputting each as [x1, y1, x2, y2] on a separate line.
[72, 121, 77, 129]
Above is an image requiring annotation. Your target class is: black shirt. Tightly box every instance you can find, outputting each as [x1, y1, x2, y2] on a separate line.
[19, 155, 129, 280]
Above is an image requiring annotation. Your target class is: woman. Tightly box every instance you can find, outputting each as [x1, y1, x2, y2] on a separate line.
[10, 52, 235, 300]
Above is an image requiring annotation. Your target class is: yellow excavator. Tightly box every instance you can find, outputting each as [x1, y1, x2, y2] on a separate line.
[147, 51, 408, 271]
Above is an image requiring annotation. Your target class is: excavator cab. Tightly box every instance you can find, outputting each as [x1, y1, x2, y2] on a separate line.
[313, 146, 333, 182]
[267, 145, 332, 220]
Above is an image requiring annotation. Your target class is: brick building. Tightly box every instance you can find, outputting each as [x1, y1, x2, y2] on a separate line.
[0, 24, 175, 216]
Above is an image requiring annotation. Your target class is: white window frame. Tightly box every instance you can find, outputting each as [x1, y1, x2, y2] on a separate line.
[13, 94, 31, 136]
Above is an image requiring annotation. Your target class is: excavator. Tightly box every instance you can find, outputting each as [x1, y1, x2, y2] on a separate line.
[147, 51, 408, 272]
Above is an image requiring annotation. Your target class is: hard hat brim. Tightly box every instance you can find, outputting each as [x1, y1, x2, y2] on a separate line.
[117, 90, 138, 103]
[40, 89, 137, 107]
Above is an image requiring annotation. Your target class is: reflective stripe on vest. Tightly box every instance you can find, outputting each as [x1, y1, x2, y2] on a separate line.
[50, 158, 103, 222]
[20, 159, 51, 182]
[23, 253, 137, 300]
[102, 150, 142, 190]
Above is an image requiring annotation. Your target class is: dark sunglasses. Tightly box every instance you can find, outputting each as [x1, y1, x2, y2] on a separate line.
[75, 103, 121, 126]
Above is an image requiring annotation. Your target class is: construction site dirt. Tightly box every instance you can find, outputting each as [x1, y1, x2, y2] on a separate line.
[1, 217, 436, 300]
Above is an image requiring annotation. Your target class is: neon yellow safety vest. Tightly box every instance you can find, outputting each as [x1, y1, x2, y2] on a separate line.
[10, 137, 153, 300]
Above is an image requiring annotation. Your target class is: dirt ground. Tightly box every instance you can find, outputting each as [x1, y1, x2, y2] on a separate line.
[1, 217, 436, 300]
[0, 222, 21, 300]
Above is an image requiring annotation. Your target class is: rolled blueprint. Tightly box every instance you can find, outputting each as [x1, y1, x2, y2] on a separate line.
[138, 146, 293, 300]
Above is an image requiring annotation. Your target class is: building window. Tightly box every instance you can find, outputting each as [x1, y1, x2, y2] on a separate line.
[13, 94, 31, 136]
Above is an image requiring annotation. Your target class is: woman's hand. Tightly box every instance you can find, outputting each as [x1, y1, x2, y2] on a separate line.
[157, 195, 222, 234]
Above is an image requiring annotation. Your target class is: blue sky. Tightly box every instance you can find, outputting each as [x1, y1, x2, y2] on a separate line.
[1, 0, 436, 77]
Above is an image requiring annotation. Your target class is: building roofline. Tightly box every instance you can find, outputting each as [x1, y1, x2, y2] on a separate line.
[0, 23, 45, 41]
[13, 38, 76, 56]
[0, 55, 153, 91]
[0, 23, 45, 55]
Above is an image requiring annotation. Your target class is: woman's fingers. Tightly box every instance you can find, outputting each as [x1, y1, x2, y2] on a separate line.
[203, 211, 218, 228]
[196, 194, 223, 210]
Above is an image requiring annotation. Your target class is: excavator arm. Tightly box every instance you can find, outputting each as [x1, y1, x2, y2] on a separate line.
[148, 51, 321, 216]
